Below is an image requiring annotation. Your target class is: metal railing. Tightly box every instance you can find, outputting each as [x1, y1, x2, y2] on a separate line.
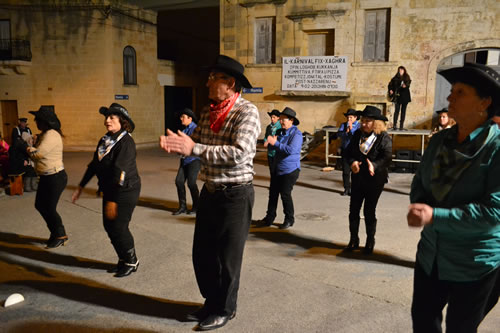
[0, 39, 32, 61]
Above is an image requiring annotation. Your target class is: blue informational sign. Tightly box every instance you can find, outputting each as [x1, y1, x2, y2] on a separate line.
[242, 87, 263, 94]
[115, 95, 129, 100]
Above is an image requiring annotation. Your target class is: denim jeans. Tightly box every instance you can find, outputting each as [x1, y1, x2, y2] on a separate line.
[265, 168, 300, 224]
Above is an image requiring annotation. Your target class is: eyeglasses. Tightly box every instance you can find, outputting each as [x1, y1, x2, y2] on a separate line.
[208, 73, 229, 81]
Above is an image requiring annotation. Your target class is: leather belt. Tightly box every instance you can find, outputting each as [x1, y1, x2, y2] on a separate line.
[205, 181, 252, 193]
[40, 166, 65, 176]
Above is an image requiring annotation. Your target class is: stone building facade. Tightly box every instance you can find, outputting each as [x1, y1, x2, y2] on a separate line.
[0, 0, 173, 149]
[222, 0, 500, 148]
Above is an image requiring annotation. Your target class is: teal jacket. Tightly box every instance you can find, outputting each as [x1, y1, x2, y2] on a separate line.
[264, 121, 281, 157]
[410, 120, 500, 281]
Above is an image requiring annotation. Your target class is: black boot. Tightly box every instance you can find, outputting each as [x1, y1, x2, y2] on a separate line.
[345, 236, 359, 251]
[115, 248, 139, 277]
[363, 237, 375, 254]
[107, 259, 124, 273]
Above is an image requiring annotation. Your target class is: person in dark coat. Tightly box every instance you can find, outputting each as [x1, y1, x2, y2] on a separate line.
[343, 106, 392, 254]
[11, 117, 32, 143]
[388, 66, 412, 130]
[172, 108, 200, 215]
[330, 108, 361, 196]
[72, 103, 141, 278]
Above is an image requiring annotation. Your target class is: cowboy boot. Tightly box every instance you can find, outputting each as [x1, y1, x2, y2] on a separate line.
[115, 248, 139, 277]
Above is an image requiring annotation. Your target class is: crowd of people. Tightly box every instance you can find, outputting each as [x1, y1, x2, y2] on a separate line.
[2, 57, 499, 331]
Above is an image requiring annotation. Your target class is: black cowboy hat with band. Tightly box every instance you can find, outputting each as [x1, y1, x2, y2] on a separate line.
[207, 55, 252, 89]
[435, 108, 448, 114]
[344, 108, 360, 118]
[99, 103, 135, 132]
[438, 63, 500, 104]
[267, 109, 280, 117]
[358, 106, 388, 121]
[178, 107, 197, 123]
[280, 107, 300, 125]
[29, 105, 61, 130]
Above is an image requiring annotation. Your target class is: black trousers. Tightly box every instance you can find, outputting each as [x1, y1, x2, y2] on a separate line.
[348, 178, 384, 239]
[412, 260, 500, 333]
[175, 159, 200, 209]
[102, 186, 140, 260]
[35, 170, 67, 238]
[393, 102, 408, 129]
[265, 168, 300, 224]
[341, 156, 351, 191]
[193, 183, 254, 316]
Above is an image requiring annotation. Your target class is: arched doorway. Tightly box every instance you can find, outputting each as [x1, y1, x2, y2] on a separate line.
[434, 48, 500, 112]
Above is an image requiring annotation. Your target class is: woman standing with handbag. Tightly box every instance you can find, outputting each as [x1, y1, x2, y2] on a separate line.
[388, 66, 412, 130]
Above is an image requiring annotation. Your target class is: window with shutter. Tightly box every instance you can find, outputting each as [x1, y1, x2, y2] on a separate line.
[0, 20, 11, 52]
[363, 9, 390, 62]
[255, 17, 275, 64]
[307, 30, 335, 56]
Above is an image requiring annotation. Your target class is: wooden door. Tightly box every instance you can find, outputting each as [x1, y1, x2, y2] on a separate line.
[1, 100, 18, 145]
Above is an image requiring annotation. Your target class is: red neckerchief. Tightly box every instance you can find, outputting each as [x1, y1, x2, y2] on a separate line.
[209, 92, 239, 133]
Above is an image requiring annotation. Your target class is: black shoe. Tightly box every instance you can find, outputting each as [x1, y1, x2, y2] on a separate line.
[344, 237, 359, 251]
[115, 248, 139, 277]
[107, 259, 124, 273]
[198, 313, 234, 331]
[363, 238, 375, 254]
[256, 218, 273, 227]
[115, 261, 139, 277]
[279, 221, 293, 230]
[45, 236, 68, 249]
[341, 189, 349, 196]
[186, 306, 211, 322]
[187, 209, 196, 215]
[172, 207, 187, 215]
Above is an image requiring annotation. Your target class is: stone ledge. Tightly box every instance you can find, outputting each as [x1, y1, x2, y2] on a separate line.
[275, 90, 350, 97]
[286, 10, 346, 21]
[0, 60, 32, 75]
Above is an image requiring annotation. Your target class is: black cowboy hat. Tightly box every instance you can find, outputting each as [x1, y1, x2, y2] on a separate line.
[358, 105, 388, 121]
[19, 117, 28, 122]
[267, 109, 280, 117]
[438, 63, 500, 103]
[99, 103, 135, 132]
[207, 55, 252, 89]
[280, 107, 300, 125]
[435, 108, 448, 114]
[343, 108, 359, 117]
[29, 105, 61, 130]
[179, 107, 197, 123]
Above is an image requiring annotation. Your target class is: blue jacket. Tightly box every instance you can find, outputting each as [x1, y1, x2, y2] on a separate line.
[182, 122, 200, 166]
[337, 121, 360, 150]
[271, 125, 302, 175]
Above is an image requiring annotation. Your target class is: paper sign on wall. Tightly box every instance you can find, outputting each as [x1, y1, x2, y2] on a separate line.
[281, 56, 348, 91]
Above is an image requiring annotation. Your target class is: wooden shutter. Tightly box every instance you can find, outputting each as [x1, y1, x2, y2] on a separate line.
[364, 9, 389, 62]
[255, 17, 273, 64]
[364, 12, 377, 61]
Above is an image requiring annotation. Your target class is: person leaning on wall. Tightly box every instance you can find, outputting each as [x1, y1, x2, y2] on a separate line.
[72, 103, 141, 278]
[407, 62, 500, 332]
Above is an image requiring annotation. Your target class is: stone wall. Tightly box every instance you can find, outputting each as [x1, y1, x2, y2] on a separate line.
[221, 0, 500, 150]
[0, 0, 163, 149]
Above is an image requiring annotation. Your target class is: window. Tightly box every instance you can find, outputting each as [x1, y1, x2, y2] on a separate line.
[254, 17, 275, 64]
[0, 20, 11, 54]
[123, 46, 137, 85]
[307, 30, 335, 56]
[363, 9, 390, 62]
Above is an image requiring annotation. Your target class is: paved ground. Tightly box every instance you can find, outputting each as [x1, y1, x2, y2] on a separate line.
[0, 148, 499, 333]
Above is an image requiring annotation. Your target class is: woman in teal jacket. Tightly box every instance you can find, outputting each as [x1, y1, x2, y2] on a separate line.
[407, 63, 500, 332]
